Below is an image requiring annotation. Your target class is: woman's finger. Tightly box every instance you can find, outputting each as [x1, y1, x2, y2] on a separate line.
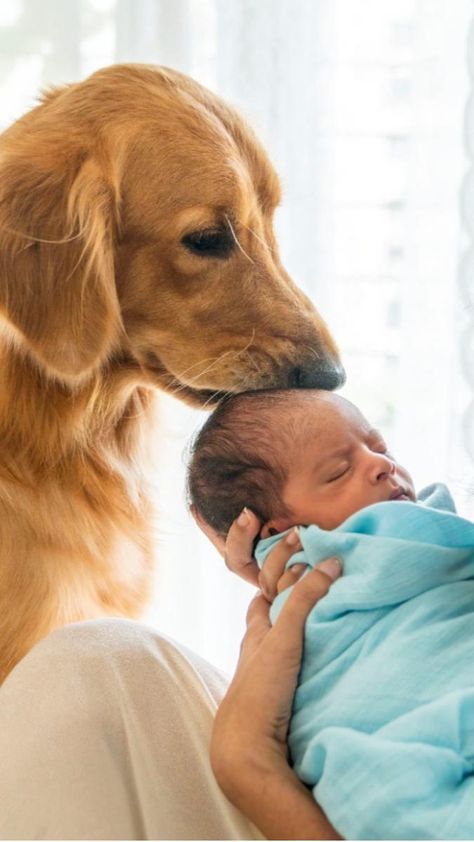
[239, 560, 341, 674]
[276, 562, 308, 594]
[258, 527, 303, 601]
[274, 560, 341, 646]
[237, 591, 272, 667]
[223, 508, 262, 586]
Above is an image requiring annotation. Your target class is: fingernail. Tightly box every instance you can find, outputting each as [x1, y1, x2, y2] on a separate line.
[316, 558, 342, 581]
[286, 527, 300, 546]
[237, 507, 250, 527]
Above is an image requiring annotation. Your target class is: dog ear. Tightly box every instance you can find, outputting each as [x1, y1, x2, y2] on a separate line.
[0, 143, 122, 383]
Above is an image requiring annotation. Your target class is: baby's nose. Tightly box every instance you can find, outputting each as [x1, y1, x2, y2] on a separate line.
[372, 453, 395, 481]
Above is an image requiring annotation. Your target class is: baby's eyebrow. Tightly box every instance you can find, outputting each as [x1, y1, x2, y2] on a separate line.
[313, 428, 387, 473]
[312, 444, 352, 473]
[325, 445, 352, 459]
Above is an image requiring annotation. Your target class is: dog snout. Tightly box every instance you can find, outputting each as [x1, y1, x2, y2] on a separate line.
[288, 361, 346, 391]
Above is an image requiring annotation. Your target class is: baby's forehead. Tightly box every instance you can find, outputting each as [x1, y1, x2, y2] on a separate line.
[282, 390, 366, 423]
[275, 392, 372, 443]
[222, 390, 372, 452]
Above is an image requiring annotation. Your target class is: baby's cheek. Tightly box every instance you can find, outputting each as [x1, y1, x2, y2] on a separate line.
[330, 492, 362, 527]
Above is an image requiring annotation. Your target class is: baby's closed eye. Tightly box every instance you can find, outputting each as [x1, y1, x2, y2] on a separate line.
[326, 465, 351, 483]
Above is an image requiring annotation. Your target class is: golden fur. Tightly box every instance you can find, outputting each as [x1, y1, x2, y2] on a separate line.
[0, 64, 342, 683]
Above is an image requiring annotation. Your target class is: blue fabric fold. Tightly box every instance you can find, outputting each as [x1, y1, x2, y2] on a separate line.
[255, 484, 474, 840]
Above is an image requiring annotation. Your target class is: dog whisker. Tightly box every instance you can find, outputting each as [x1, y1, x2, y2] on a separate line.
[163, 356, 230, 400]
[224, 214, 254, 264]
[303, 344, 322, 362]
[170, 332, 258, 396]
[167, 378, 198, 399]
[238, 328, 256, 356]
[171, 354, 226, 381]
[243, 223, 276, 257]
[187, 337, 257, 387]
[199, 388, 232, 411]
[174, 347, 238, 387]
[182, 351, 239, 392]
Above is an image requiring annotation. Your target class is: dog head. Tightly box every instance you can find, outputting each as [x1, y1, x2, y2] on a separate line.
[0, 64, 344, 406]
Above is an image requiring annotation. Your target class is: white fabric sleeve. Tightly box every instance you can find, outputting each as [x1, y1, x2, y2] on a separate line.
[0, 618, 263, 841]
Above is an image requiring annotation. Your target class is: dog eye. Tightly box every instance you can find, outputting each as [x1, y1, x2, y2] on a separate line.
[182, 229, 235, 258]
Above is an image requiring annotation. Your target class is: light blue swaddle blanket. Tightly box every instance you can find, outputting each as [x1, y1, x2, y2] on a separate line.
[255, 484, 474, 840]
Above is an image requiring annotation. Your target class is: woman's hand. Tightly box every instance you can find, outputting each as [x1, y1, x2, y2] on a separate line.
[211, 560, 342, 840]
[192, 506, 309, 595]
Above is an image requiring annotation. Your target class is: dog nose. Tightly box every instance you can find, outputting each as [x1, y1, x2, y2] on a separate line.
[289, 363, 346, 390]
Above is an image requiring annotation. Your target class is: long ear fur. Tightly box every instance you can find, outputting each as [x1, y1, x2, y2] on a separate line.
[0, 129, 122, 382]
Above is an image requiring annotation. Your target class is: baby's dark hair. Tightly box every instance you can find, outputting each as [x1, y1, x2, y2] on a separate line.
[186, 389, 312, 538]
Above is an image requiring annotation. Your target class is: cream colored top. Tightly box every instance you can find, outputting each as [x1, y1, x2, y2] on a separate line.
[0, 619, 262, 840]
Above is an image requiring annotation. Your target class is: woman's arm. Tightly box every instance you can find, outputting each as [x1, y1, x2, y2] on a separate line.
[193, 505, 342, 838]
[212, 565, 342, 840]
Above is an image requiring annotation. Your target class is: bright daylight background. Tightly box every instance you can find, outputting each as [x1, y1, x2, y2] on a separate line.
[1, 0, 474, 673]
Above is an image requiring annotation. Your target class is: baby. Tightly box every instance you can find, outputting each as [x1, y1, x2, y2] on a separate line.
[188, 388, 420, 539]
[188, 389, 474, 841]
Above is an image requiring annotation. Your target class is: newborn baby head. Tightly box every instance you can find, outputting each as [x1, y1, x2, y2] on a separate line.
[187, 389, 416, 538]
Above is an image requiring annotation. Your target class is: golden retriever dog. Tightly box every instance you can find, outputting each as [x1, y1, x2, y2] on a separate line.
[0, 64, 344, 683]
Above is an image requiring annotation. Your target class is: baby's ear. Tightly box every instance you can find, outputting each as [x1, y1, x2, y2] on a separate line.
[260, 521, 290, 539]
[260, 523, 277, 539]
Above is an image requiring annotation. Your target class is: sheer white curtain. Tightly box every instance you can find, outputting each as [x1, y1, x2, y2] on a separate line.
[1, 0, 472, 672]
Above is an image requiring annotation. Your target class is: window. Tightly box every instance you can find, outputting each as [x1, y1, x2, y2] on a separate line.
[1, 0, 472, 672]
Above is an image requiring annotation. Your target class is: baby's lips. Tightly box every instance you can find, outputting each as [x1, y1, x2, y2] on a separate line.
[316, 558, 342, 581]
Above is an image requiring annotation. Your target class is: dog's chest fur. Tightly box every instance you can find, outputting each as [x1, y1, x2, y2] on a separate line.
[0, 361, 157, 683]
